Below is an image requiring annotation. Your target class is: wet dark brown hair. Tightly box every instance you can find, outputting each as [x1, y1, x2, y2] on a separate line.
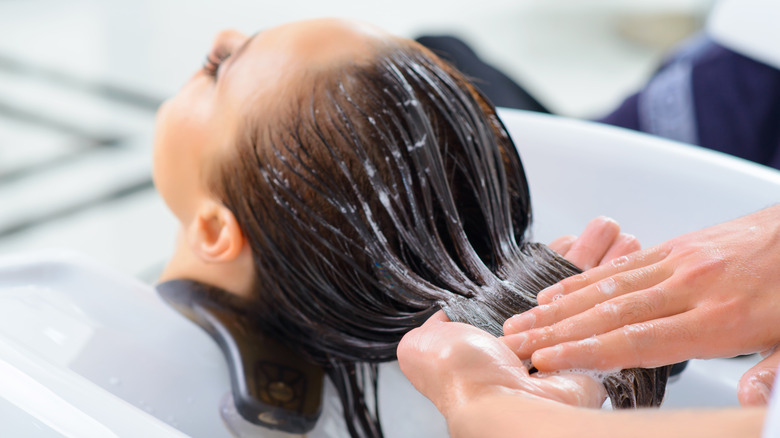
[212, 39, 670, 437]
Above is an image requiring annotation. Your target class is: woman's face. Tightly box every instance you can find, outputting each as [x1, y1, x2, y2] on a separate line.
[152, 18, 386, 224]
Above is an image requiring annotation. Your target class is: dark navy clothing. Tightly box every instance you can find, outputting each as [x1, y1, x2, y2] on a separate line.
[599, 37, 780, 170]
[417, 35, 780, 171]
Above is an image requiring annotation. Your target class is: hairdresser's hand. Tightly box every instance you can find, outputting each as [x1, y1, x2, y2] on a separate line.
[398, 311, 605, 420]
[548, 217, 640, 271]
[503, 206, 780, 404]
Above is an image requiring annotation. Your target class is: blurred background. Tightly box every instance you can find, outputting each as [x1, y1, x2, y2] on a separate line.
[0, 0, 715, 281]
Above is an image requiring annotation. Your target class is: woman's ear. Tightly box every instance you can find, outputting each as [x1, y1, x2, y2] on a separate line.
[186, 200, 245, 263]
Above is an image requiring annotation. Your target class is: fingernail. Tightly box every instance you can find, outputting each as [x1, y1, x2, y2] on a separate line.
[537, 284, 562, 304]
[504, 312, 536, 334]
[601, 216, 618, 225]
[750, 375, 772, 405]
[533, 345, 564, 369]
[504, 333, 528, 353]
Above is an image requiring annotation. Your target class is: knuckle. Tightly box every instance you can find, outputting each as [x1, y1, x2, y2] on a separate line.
[616, 300, 655, 326]
[658, 319, 698, 355]
[546, 302, 567, 323]
[689, 257, 727, 277]
[622, 322, 648, 341]
[654, 242, 675, 259]
[621, 321, 655, 351]
[557, 274, 586, 294]
[527, 325, 557, 348]
[559, 316, 590, 340]
[643, 286, 669, 312]
[619, 264, 663, 288]
[611, 273, 634, 292]
[610, 255, 630, 269]
[558, 272, 590, 292]
[622, 266, 652, 284]
[621, 234, 640, 249]
[534, 303, 554, 321]
[678, 257, 728, 288]
[601, 289, 664, 327]
[595, 277, 618, 296]
[594, 301, 619, 320]
[574, 336, 601, 354]
[539, 324, 556, 341]
[674, 322, 698, 346]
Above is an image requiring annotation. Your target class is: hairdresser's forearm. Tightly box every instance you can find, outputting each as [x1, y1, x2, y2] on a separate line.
[446, 392, 766, 438]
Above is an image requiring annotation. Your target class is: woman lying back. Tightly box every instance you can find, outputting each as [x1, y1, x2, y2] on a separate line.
[153, 18, 670, 438]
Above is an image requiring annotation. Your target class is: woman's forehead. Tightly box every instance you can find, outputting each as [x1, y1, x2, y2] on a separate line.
[227, 18, 387, 88]
[262, 18, 389, 57]
[215, 19, 392, 139]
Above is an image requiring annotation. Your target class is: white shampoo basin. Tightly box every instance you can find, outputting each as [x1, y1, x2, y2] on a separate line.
[1, 109, 778, 436]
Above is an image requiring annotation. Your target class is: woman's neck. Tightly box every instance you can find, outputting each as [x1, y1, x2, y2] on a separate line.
[159, 227, 255, 299]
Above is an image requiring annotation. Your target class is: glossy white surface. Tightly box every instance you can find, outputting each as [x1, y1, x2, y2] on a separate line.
[0, 250, 227, 437]
[505, 109, 780, 247]
[0, 250, 446, 438]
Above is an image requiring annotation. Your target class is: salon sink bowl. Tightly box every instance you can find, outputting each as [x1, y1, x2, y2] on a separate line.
[0, 250, 446, 438]
[1, 109, 779, 436]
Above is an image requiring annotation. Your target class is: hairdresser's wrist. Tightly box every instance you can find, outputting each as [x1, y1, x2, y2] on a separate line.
[432, 374, 530, 423]
[445, 389, 585, 438]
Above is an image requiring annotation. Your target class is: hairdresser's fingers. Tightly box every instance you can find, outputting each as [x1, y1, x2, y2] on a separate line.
[561, 217, 621, 271]
[600, 233, 641, 265]
[529, 310, 708, 371]
[738, 347, 780, 406]
[504, 263, 672, 335]
[504, 282, 685, 358]
[535, 244, 672, 305]
[548, 235, 577, 256]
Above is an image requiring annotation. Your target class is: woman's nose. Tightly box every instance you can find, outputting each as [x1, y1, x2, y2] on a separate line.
[210, 28, 249, 55]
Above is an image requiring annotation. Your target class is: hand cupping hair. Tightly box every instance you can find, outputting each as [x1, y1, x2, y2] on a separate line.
[211, 39, 670, 438]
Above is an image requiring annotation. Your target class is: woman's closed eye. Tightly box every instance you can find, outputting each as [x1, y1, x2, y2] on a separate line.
[203, 44, 232, 78]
